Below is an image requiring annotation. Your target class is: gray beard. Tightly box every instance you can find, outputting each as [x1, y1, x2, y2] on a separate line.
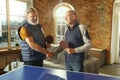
[28, 20, 39, 25]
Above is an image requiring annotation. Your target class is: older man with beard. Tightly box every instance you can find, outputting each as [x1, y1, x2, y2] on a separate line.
[18, 8, 54, 67]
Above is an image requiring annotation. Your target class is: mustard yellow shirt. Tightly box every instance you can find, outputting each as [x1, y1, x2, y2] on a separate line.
[19, 26, 31, 40]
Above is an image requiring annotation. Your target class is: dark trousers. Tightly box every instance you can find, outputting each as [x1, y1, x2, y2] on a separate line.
[24, 59, 43, 67]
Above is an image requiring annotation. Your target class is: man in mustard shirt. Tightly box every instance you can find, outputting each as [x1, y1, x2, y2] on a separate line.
[18, 8, 54, 67]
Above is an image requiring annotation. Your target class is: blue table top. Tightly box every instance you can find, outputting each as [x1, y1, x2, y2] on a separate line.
[0, 66, 120, 80]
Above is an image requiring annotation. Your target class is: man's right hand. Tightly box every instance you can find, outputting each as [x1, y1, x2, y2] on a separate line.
[46, 52, 55, 58]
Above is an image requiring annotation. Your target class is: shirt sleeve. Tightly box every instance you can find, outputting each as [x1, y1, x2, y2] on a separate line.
[19, 26, 31, 40]
[75, 24, 91, 53]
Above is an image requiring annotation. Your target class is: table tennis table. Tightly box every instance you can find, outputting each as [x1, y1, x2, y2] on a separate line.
[0, 65, 120, 80]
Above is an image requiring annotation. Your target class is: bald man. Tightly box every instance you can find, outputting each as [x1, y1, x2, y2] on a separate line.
[63, 10, 91, 72]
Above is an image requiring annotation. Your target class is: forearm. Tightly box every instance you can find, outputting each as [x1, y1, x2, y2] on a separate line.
[25, 37, 49, 55]
[75, 41, 91, 53]
[54, 46, 63, 54]
[29, 42, 54, 58]
[30, 42, 49, 55]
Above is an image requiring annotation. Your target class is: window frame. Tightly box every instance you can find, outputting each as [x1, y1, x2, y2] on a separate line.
[0, 0, 33, 50]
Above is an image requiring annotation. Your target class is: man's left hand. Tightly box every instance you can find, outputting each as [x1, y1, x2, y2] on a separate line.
[64, 48, 75, 54]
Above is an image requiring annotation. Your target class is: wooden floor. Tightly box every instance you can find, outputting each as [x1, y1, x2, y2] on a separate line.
[99, 63, 120, 77]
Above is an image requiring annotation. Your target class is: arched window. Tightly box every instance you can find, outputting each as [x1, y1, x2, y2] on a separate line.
[53, 3, 74, 44]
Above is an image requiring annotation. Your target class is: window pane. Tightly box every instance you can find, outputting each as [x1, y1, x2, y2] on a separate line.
[0, 1, 8, 48]
[0, 1, 6, 14]
[9, 0, 27, 47]
[10, 0, 27, 16]
[56, 19, 66, 43]
[55, 6, 70, 18]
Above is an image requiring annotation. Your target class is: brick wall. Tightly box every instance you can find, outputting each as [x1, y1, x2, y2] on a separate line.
[33, 0, 114, 64]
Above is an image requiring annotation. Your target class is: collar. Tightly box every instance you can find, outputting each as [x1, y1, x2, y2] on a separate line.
[67, 22, 79, 30]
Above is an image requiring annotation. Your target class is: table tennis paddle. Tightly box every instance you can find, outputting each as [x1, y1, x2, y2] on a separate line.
[60, 41, 69, 49]
[45, 35, 54, 44]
